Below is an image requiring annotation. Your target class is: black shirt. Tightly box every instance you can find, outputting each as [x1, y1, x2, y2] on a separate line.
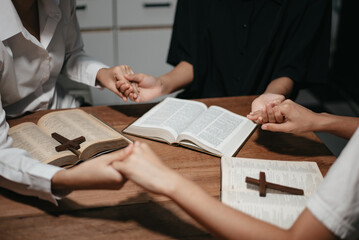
[167, 0, 331, 99]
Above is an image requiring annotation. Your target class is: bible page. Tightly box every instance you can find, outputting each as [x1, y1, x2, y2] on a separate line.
[37, 109, 125, 150]
[124, 97, 207, 143]
[221, 157, 323, 229]
[178, 106, 256, 156]
[9, 122, 74, 164]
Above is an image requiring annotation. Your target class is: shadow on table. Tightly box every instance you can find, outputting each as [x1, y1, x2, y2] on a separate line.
[110, 103, 155, 118]
[254, 129, 333, 157]
[64, 192, 212, 239]
[0, 189, 212, 239]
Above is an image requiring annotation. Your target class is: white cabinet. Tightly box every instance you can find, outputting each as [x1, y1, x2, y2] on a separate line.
[117, 0, 176, 76]
[71, 0, 177, 106]
[117, 26, 172, 76]
[76, 0, 115, 66]
[117, 0, 177, 27]
[76, 0, 113, 29]
[81, 31, 115, 67]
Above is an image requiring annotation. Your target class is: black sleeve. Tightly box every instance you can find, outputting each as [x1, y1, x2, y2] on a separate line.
[271, 0, 332, 86]
[166, 0, 193, 66]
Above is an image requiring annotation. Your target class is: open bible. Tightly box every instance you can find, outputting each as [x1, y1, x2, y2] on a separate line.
[9, 109, 132, 168]
[123, 97, 257, 157]
[221, 157, 323, 229]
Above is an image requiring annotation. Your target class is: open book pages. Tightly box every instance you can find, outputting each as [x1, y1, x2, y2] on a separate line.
[9, 122, 77, 165]
[221, 157, 323, 229]
[125, 97, 208, 144]
[124, 97, 257, 157]
[9, 109, 131, 166]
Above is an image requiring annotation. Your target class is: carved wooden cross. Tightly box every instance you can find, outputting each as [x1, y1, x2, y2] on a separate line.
[51, 132, 86, 156]
[245, 171, 304, 197]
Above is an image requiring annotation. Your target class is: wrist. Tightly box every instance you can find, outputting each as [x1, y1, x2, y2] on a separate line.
[314, 113, 336, 133]
[51, 169, 72, 191]
[95, 68, 106, 85]
[157, 75, 171, 95]
[164, 172, 197, 204]
[162, 170, 185, 198]
[265, 77, 294, 97]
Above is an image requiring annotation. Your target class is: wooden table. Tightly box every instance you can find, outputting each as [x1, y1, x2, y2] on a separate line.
[0, 96, 336, 239]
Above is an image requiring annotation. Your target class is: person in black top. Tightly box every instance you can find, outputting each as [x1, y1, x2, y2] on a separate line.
[120, 0, 331, 113]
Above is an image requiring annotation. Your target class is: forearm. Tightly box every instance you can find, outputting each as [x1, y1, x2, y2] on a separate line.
[166, 174, 289, 240]
[51, 169, 76, 191]
[158, 61, 193, 94]
[315, 114, 359, 139]
[264, 77, 294, 97]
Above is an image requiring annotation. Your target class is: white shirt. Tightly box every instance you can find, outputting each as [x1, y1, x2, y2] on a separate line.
[0, 0, 107, 204]
[307, 128, 359, 239]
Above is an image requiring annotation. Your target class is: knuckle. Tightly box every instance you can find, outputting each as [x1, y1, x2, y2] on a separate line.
[282, 99, 291, 104]
[281, 104, 290, 111]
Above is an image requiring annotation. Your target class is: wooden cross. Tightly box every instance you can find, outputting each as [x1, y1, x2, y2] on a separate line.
[245, 171, 304, 197]
[51, 132, 86, 156]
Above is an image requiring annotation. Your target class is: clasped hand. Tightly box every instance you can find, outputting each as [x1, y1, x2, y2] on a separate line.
[96, 66, 164, 103]
[247, 98, 319, 134]
[96, 65, 139, 102]
[51, 144, 134, 191]
[52, 141, 173, 195]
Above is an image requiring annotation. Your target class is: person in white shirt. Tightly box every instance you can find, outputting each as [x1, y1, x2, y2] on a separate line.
[0, 0, 136, 204]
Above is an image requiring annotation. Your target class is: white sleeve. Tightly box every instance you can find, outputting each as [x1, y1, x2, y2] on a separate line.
[0, 97, 65, 205]
[60, 0, 108, 87]
[307, 128, 359, 240]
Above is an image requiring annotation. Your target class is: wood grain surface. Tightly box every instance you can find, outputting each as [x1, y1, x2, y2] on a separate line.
[0, 96, 336, 240]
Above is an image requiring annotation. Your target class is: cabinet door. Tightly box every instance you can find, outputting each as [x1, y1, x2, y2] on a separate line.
[76, 0, 113, 29]
[118, 29, 173, 76]
[81, 31, 115, 67]
[117, 0, 177, 27]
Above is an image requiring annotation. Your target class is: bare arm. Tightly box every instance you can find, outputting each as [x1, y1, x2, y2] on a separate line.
[113, 142, 335, 240]
[258, 100, 359, 139]
[264, 77, 294, 97]
[158, 61, 194, 95]
[307, 113, 359, 139]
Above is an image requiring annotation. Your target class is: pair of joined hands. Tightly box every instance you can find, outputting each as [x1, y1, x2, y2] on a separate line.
[248, 93, 319, 134]
[51, 141, 175, 196]
[96, 65, 162, 103]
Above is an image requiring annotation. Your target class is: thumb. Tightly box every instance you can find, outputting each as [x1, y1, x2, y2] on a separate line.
[251, 102, 265, 114]
[125, 73, 143, 83]
[261, 123, 286, 132]
[112, 160, 125, 172]
[107, 144, 134, 164]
